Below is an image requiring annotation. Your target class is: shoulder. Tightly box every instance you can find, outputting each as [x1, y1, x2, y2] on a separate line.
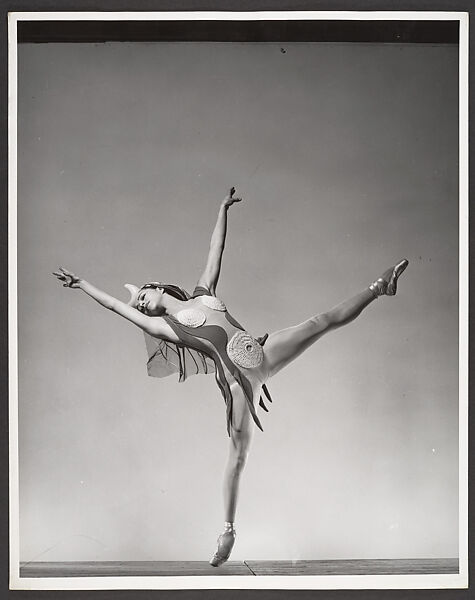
[191, 285, 214, 298]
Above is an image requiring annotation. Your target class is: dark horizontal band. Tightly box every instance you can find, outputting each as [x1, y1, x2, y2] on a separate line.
[17, 19, 459, 44]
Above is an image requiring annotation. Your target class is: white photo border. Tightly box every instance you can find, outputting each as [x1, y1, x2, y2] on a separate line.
[8, 9, 469, 591]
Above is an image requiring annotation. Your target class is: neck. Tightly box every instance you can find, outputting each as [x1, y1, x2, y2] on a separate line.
[161, 294, 188, 315]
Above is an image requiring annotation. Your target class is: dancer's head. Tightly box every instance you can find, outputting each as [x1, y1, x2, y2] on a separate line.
[125, 282, 189, 316]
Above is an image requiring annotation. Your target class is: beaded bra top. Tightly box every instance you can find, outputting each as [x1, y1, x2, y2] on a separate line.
[175, 295, 227, 328]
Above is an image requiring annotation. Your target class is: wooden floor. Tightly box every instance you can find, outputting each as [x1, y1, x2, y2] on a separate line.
[20, 558, 458, 578]
[244, 558, 459, 576]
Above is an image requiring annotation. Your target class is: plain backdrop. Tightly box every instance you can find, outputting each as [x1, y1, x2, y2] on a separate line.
[17, 41, 459, 562]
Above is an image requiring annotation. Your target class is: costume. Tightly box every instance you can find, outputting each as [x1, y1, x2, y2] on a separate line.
[143, 285, 272, 434]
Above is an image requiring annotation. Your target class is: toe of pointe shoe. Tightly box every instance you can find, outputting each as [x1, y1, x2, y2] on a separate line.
[209, 531, 236, 567]
[386, 258, 409, 296]
[209, 555, 225, 568]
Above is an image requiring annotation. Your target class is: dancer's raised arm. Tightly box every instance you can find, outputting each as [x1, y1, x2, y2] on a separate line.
[196, 187, 242, 295]
[52, 267, 178, 341]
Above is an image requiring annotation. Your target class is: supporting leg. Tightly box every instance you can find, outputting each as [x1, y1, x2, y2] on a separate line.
[223, 412, 253, 523]
[210, 386, 254, 567]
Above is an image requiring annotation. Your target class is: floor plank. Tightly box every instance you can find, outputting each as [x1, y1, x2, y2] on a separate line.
[19, 558, 459, 578]
[245, 558, 459, 576]
[20, 561, 252, 577]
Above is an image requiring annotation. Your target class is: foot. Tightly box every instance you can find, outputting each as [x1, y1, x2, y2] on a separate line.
[370, 259, 409, 297]
[209, 530, 236, 567]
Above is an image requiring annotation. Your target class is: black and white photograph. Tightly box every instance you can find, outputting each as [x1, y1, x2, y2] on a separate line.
[8, 10, 468, 591]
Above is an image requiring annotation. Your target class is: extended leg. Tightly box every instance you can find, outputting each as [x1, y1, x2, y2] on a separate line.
[265, 259, 409, 378]
[265, 287, 376, 377]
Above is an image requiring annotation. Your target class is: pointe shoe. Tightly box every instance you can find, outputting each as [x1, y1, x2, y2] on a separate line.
[209, 530, 236, 567]
[370, 259, 409, 297]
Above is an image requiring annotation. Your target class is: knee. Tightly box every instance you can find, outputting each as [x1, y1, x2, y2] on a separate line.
[235, 449, 249, 470]
[310, 313, 334, 333]
[229, 447, 249, 472]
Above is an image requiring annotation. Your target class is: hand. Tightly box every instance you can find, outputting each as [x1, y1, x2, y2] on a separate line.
[52, 267, 81, 288]
[222, 187, 242, 208]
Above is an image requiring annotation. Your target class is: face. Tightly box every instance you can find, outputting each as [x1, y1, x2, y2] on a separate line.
[136, 287, 165, 316]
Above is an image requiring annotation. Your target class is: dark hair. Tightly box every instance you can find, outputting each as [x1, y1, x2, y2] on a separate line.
[139, 282, 190, 302]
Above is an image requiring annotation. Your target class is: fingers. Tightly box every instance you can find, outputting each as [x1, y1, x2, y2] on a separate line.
[226, 187, 242, 204]
[52, 271, 67, 283]
[52, 268, 77, 288]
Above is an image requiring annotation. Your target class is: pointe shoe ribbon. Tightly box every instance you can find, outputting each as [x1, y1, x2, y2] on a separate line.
[370, 259, 409, 297]
[209, 530, 236, 567]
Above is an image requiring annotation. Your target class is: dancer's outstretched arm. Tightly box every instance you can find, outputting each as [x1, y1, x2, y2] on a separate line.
[52, 267, 179, 341]
[196, 187, 242, 295]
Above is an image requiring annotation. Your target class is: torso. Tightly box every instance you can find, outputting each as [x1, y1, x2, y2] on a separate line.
[167, 295, 267, 385]
[156, 292, 269, 433]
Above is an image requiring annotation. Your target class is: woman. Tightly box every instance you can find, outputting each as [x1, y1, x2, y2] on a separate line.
[53, 187, 408, 567]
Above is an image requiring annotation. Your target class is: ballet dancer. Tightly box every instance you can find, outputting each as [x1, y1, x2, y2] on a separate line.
[53, 187, 408, 566]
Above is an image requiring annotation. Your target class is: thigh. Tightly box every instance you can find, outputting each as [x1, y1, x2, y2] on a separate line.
[229, 381, 253, 433]
[228, 381, 256, 453]
[264, 315, 330, 378]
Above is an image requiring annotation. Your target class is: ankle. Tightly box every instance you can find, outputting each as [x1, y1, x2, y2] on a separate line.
[369, 278, 386, 298]
[223, 521, 235, 533]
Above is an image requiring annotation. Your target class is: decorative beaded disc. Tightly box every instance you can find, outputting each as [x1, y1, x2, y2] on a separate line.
[227, 331, 264, 369]
[176, 308, 206, 328]
[200, 295, 227, 311]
